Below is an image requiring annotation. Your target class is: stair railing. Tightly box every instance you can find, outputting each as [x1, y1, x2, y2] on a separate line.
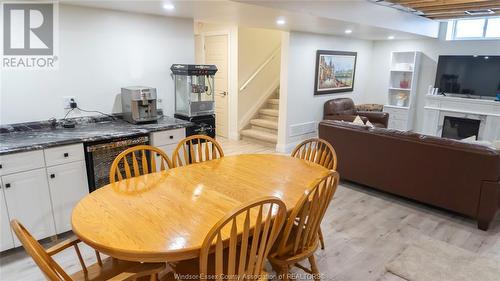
[239, 46, 281, 92]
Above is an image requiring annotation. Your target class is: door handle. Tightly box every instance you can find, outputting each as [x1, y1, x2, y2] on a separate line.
[218, 91, 227, 96]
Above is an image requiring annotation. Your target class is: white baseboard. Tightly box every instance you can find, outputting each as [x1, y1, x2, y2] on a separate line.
[228, 131, 240, 141]
[276, 131, 319, 154]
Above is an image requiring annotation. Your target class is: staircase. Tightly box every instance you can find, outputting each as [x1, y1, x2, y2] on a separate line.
[240, 91, 279, 145]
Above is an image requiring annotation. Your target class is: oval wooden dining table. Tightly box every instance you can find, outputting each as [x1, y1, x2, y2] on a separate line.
[71, 154, 330, 263]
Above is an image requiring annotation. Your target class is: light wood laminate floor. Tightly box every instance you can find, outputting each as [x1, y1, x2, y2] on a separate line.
[1, 137, 499, 281]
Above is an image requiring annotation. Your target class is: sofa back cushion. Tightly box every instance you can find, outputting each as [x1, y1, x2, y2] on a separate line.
[324, 98, 356, 116]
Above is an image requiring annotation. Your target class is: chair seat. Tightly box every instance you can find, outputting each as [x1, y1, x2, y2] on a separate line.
[269, 228, 320, 264]
[70, 257, 166, 281]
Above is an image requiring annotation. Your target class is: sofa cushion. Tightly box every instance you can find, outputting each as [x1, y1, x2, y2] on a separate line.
[324, 98, 356, 116]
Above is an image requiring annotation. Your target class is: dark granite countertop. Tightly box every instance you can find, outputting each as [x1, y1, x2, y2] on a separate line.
[0, 116, 193, 155]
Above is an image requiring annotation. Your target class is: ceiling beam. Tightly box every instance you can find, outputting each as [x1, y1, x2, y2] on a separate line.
[410, 0, 496, 9]
[385, 0, 500, 19]
[419, 1, 500, 12]
[427, 10, 499, 18]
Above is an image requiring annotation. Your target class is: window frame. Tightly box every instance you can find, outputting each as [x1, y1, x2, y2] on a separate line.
[447, 17, 500, 40]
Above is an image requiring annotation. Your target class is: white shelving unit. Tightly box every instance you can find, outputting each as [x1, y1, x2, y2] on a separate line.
[383, 51, 421, 131]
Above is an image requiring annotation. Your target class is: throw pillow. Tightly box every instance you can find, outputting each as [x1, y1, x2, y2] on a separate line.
[365, 120, 375, 128]
[492, 140, 500, 150]
[461, 135, 477, 142]
[460, 136, 499, 150]
[353, 115, 365, 125]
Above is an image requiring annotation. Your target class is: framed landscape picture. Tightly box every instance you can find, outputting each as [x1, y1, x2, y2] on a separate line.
[314, 50, 357, 95]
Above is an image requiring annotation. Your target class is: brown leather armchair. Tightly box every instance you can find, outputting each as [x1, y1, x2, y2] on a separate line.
[324, 98, 389, 128]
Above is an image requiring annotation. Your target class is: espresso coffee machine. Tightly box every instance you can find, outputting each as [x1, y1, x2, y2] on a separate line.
[121, 86, 160, 124]
[171, 64, 217, 138]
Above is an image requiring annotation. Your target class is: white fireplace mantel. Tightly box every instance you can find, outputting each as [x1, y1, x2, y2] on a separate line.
[422, 95, 500, 141]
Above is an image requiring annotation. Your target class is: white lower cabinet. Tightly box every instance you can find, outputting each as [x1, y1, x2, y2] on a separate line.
[47, 161, 89, 234]
[2, 168, 56, 245]
[0, 184, 14, 251]
[155, 144, 178, 170]
[150, 129, 186, 170]
[384, 105, 412, 131]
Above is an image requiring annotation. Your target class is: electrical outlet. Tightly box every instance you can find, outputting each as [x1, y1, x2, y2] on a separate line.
[63, 96, 76, 109]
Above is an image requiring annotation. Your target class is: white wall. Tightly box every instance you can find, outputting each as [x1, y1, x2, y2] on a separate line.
[0, 5, 194, 124]
[278, 31, 374, 152]
[368, 38, 500, 133]
[238, 27, 282, 128]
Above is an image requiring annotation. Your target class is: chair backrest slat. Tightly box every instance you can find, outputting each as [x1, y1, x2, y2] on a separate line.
[132, 151, 140, 177]
[291, 138, 337, 170]
[109, 145, 173, 183]
[172, 135, 224, 167]
[199, 197, 286, 281]
[276, 171, 339, 257]
[141, 150, 149, 174]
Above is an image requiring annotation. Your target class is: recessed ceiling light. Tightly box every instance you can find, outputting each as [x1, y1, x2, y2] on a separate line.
[163, 3, 175, 10]
[345, 29, 353, 34]
[276, 18, 286, 25]
[388, 35, 395, 40]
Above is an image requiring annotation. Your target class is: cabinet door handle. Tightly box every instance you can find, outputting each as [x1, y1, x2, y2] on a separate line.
[50, 174, 56, 179]
[63, 153, 69, 157]
[0, 164, 2, 169]
[5, 183, 11, 188]
[169, 136, 174, 139]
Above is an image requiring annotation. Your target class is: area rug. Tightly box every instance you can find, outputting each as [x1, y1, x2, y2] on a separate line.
[386, 237, 500, 281]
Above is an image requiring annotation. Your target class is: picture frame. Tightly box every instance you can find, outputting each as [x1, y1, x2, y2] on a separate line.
[314, 50, 357, 95]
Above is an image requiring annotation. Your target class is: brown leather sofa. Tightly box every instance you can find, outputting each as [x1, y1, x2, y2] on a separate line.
[318, 120, 500, 230]
[324, 98, 389, 128]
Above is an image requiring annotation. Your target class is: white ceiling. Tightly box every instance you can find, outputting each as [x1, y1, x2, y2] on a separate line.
[60, 0, 440, 40]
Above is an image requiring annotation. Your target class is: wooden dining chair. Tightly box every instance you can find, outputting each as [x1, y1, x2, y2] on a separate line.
[291, 138, 337, 170]
[10, 219, 166, 281]
[171, 135, 224, 168]
[166, 197, 287, 281]
[291, 138, 337, 250]
[268, 171, 340, 281]
[109, 145, 173, 183]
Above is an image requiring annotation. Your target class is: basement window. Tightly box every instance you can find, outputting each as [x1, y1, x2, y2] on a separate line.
[446, 17, 500, 40]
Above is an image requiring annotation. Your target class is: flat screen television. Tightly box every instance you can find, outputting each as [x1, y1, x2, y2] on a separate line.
[434, 55, 500, 98]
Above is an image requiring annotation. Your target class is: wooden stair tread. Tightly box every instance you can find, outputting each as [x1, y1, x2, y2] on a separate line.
[268, 99, 279, 105]
[250, 119, 278, 130]
[259, 109, 279, 117]
[240, 129, 277, 143]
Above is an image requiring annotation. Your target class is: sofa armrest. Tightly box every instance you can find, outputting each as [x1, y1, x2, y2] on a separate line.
[357, 111, 389, 127]
[477, 180, 500, 230]
[324, 115, 368, 123]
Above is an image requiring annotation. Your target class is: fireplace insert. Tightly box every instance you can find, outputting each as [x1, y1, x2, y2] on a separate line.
[441, 116, 480, 140]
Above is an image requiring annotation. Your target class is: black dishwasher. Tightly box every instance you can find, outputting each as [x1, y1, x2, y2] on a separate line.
[84, 135, 149, 192]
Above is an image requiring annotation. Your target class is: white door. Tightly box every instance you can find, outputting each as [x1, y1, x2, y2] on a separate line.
[47, 161, 89, 234]
[3, 168, 56, 244]
[204, 34, 229, 138]
[0, 182, 14, 251]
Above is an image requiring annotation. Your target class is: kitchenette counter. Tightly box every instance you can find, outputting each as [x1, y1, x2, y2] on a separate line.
[0, 116, 193, 155]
